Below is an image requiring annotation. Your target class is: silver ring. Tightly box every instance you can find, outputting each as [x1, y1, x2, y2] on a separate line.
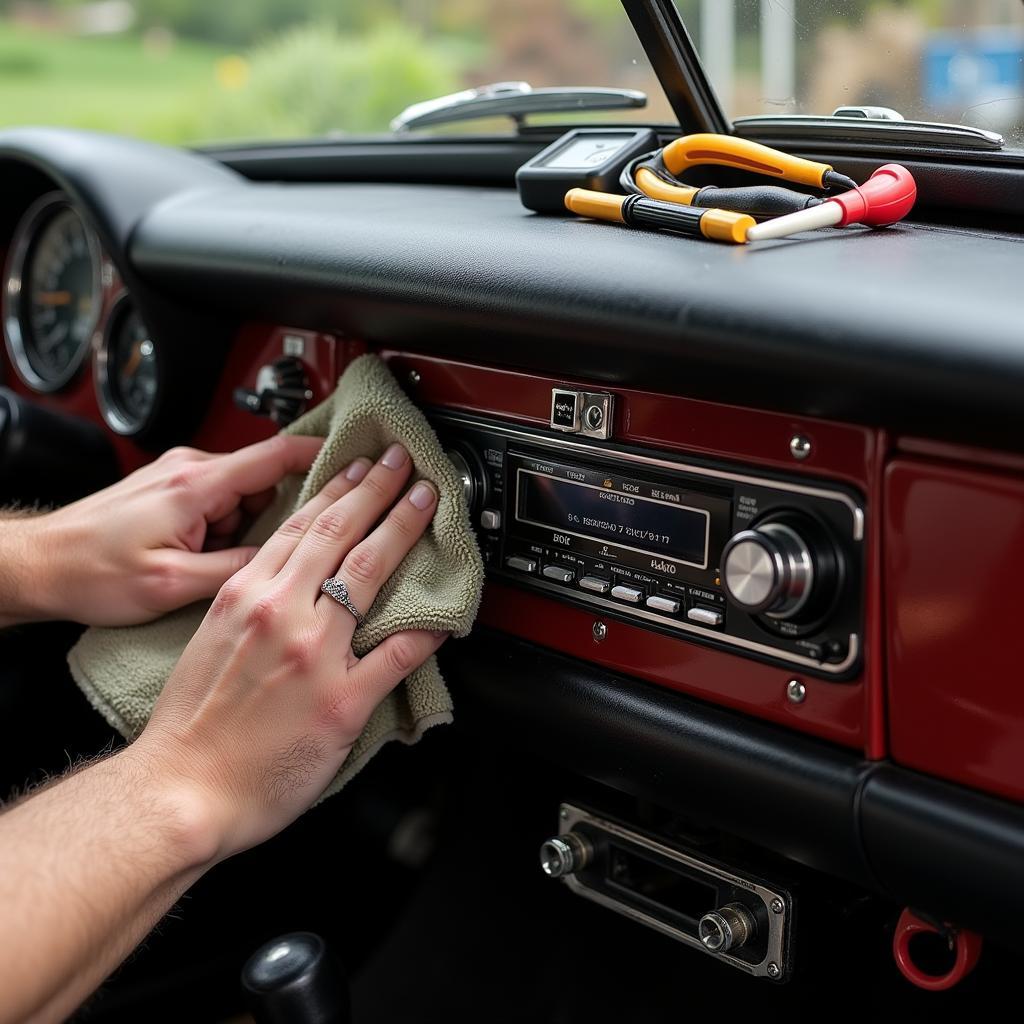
[320, 576, 364, 624]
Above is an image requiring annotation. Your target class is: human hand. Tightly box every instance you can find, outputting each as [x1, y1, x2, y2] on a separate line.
[5, 436, 323, 628]
[129, 442, 446, 864]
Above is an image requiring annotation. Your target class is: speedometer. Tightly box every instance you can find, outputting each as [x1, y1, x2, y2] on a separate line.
[3, 193, 101, 391]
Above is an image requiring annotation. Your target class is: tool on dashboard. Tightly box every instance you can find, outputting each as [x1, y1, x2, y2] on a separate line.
[744, 163, 918, 241]
[516, 127, 660, 213]
[541, 129, 917, 244]
[563, 188, 754, 244]
[620, 132, 858, 217]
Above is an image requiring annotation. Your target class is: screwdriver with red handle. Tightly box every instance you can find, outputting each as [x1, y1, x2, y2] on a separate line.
[744, 164, 917, 241]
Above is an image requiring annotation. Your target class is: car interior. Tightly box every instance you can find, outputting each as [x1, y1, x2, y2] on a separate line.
[1, 0, 1023, 1020]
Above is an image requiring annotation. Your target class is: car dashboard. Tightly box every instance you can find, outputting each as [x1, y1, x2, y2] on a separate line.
[2, 126, 1024, 1004]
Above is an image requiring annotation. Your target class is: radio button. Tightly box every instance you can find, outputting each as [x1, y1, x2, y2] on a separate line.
[506, 555, 537, 573]
[542, 564, 574, 583]
[646, 595, 681, 614]
[579, 576, 611, 594]
[611, 584, 643, 604]
[688, 606, 724, 627]
[480, 509, 501, 531]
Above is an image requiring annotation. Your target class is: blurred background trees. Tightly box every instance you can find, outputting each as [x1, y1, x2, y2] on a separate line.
[0, 0, 1020, 145]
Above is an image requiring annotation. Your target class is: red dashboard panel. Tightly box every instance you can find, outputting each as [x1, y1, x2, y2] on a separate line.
[16, 319, 1024, 788]
[382, 351, 882, 754]
[886, 459, 1024, 802]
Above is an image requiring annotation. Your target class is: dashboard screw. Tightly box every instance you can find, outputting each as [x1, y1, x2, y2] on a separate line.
[592, 620, 607, 643]
[770, 898, 784, 915]
[408, 369, 422, 385]
[767, 962, 781, 979]
[789, 434, 812, 461]
[786, 679, 806, 704]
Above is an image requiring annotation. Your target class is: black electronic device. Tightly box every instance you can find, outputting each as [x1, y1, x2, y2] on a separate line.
[434, 410, 865, 678]
[516, 127, 659, 213]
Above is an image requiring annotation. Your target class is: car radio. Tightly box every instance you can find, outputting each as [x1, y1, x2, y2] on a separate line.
[433, 410, 864, 677]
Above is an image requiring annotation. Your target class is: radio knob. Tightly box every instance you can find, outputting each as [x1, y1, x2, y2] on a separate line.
[445, 446, 486, 517]
[722, 520, 816, 620]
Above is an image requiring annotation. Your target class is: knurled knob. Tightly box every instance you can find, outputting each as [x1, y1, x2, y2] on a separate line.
[722, 520, 814, 620]
[698, 902, 757, 954]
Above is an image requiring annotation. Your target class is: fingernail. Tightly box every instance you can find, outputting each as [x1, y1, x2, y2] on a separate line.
[432, 629, 450, 639]
[345, 458, 370, 482]
[381, 443, 409, 470]
[408, 481, 437, 510]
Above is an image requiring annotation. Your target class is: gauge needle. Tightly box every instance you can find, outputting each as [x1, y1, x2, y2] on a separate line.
[124, 341, 143, 377]
[36, 291, 72, 306]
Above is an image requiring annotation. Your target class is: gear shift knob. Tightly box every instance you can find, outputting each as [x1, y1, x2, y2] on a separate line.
[242, 931, 351, 1024]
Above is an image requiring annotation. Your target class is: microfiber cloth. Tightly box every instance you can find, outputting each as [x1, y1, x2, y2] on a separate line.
[68, 354, 485, 798]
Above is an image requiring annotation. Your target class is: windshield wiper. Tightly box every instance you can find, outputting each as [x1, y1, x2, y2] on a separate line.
[390, 81, 647, 133]
[733, 107, 1003, 152]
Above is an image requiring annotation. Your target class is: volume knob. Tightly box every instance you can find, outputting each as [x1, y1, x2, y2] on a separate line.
[722, 521, 814, 620]
[444, 445, 487, 517]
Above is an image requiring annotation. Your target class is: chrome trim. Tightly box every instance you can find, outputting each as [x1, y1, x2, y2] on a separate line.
[436, 412, 866, 538]
[733, 113, 1003, 150]
[515, 466, 711, 570]
[558, 805, 788, 980]
[435, 412, 863, 675]
[390, 81, 646, 132]
[3, 193, 102, 393]
[93, 293, 155, 436]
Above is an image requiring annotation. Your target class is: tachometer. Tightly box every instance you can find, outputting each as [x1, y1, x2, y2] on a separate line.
[96, 297, 159, 435]
[3, 194, 101, 391]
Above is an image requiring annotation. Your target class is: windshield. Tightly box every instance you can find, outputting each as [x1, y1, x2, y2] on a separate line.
[680, 0, 1024, 146]
[0, 1, 672, 145]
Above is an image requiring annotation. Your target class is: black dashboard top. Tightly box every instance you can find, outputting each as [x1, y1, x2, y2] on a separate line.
[3, 128, 1023, 449]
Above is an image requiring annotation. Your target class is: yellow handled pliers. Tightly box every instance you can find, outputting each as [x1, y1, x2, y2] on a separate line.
[621, 133, 858, 217]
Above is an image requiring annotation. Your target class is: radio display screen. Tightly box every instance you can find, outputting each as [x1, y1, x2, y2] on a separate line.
[517, 468, 710, 568]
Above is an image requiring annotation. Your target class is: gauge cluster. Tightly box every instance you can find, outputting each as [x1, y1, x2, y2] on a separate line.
[2, 190, 160, 438]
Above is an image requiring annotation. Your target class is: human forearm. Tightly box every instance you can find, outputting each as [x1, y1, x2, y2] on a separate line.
[0, 512, 54, 628]
[0, 748, 217, 1024]
[0, 443, 448, 1020]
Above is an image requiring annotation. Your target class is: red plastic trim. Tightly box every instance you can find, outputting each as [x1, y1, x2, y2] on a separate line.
[892, 908, 982, 991]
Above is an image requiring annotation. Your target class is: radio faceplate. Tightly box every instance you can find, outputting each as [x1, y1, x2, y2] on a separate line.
[435, 412, 864, 678]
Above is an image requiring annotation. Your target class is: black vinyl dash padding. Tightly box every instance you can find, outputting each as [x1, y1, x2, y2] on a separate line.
[2, 127, 1023, 449]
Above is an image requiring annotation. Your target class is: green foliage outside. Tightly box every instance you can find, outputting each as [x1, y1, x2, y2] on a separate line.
[0, 19, 220, 141]
[0, 17, 465, 144]
[201, 23, 462, 141]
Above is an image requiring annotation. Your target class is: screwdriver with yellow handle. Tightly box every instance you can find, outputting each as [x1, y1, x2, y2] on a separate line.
[565, 188, 755, 244]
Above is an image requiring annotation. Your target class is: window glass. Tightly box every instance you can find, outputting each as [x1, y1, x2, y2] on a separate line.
[678, 0, 1024, 146]
[0, 1, 675, 144]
